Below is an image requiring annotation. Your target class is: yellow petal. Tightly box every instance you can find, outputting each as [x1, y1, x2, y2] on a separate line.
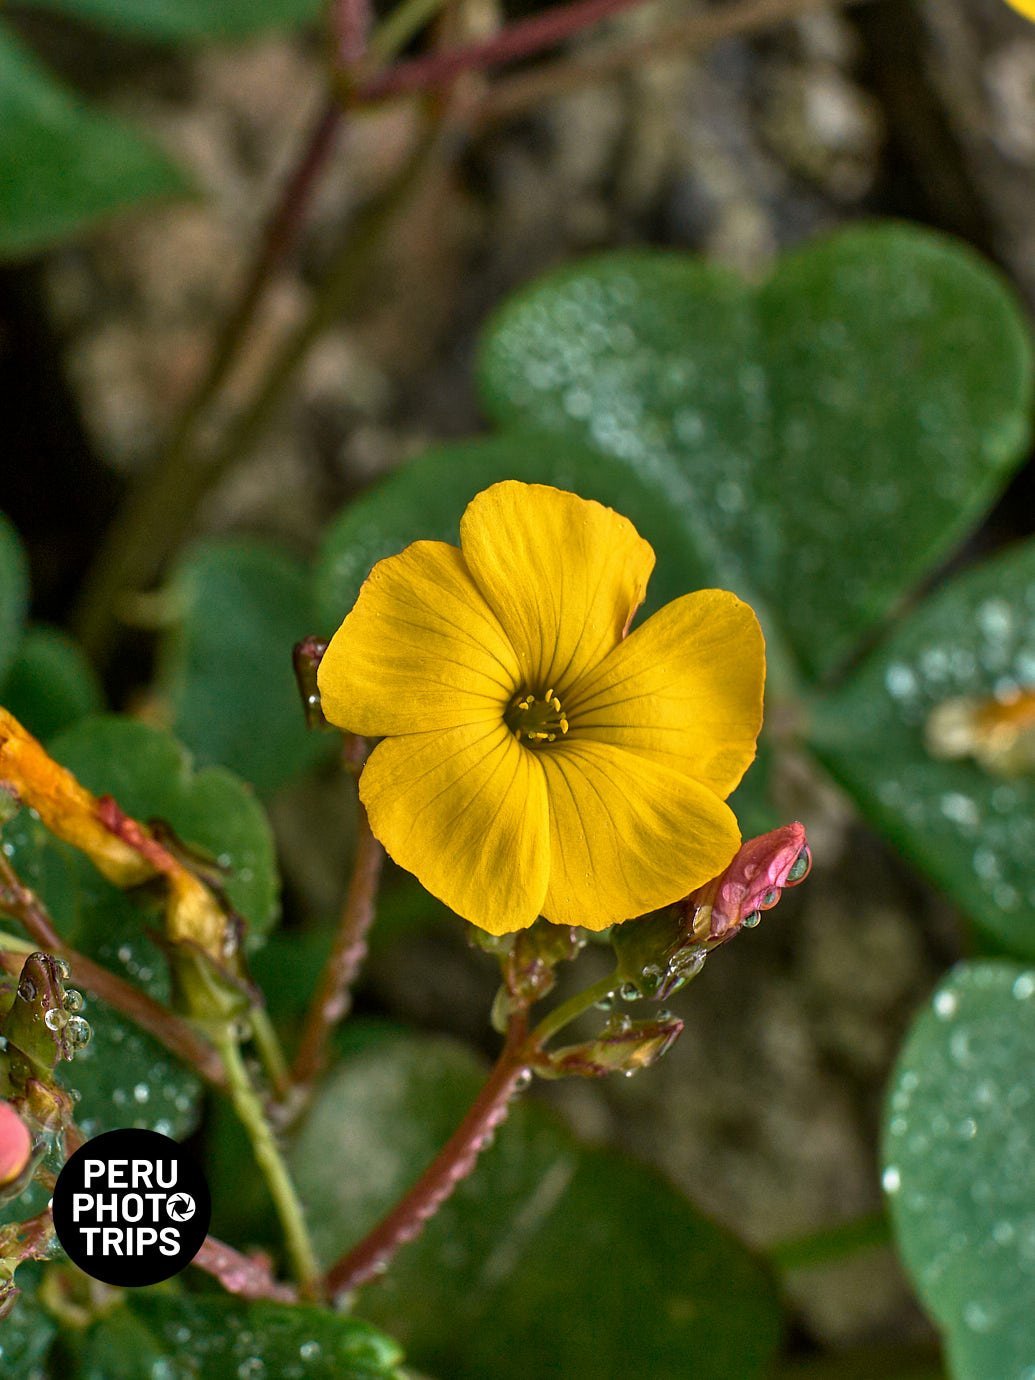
[539, 740, 741, 929]
[459, 482, 655, 694]
[538, 739, 739, 932]
[319, 541, 521, 736]
[564, 589, 765, 798]
[359, 722, 550, 935]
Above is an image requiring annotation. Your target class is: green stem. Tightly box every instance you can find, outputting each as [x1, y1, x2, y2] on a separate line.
[215, 1030, 320, 1295]
[249, 1005, 292, 1102]
[531, 972, 618, 1047]
[767, 1210, 893, 1275]
[0, 932, 37, 954]
[368, 0, 449, 64]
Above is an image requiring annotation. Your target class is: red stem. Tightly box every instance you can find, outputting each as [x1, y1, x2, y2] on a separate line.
[290, 799, 384, 1089]
[333, 0, 373, 68]
[193, 1235, 298, 1302]
[356, 0, 654, 102]
[325, 1020, 531, 1299]
[0, 856, 227, 1092]
[163, 0, 372, 430]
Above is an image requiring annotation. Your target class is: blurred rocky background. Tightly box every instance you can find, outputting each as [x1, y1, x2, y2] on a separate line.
[2, 0, 1034, 1363]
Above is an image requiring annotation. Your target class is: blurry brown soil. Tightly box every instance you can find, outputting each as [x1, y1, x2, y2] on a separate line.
[2, 0, 1035, 1359]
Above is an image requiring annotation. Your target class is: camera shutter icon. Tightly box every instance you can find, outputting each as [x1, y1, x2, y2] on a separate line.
[166, 1193, 196, 1222]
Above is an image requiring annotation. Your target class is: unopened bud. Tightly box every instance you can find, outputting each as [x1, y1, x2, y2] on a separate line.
[538, 1013, 683, 1079]
[0, 1101, 31, 1187]
[294, 636, 330, 729]
[687, 822, 811, 945]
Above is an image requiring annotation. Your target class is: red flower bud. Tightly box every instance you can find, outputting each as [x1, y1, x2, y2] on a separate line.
[0, 1100, 32, 1187]
[688, 822, 811, 945]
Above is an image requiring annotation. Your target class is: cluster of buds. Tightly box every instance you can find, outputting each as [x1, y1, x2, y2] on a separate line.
[0, 708, 254, 1024]
[0, 949, 95, 1307]
[0, 951, 90, 1162]
[479, 923, 587, 1033]
[524, 825, 813, 1081]
[610, 823, 811, 1007]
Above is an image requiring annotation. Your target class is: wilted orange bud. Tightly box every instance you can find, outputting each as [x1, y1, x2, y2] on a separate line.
[0, 709, 229, 966]
[0, 1101, 31, 1188]
[95, 797, 227, 959]
[688, 822, 811, 945]
[0, 708, 149, 887]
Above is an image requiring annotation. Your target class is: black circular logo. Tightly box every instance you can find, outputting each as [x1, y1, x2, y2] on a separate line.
[52, 1128, 211, 1287]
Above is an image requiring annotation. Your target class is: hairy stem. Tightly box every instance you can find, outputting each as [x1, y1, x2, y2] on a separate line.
[292, 800, 384, 1090]
[193, 1235, 298, 1303]
[0, 855, 227, 1091]
[326, 1015, 531, 1299]
[215, 1030, 321, 1296]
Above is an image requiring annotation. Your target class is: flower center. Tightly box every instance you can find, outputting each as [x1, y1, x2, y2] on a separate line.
[506, 688, 569, 745]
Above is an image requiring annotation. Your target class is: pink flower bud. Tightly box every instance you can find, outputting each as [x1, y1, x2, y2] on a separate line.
[688, 822, 811, 945]
[0, 1100, 32, 1187]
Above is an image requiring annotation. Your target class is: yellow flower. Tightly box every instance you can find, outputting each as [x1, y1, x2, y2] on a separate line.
[319, 482, 765, 935]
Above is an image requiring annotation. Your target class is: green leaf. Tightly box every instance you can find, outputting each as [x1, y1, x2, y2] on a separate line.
[65, 998, 202, 1139]
[0, 22, 187, 260]
[157, 540, 329, 799]
[883, 961, 1035, 1379]
[79, 1293, 404, 1379]
[315, 434, 712, 636]
[18, 0, 323, 42]
[1, 625, 103, 741]
[0, 511, 29, 685]
[290, 1033, 782, 1380]
[479, 226, 1032, 681]
[808, 539, 1035, 958]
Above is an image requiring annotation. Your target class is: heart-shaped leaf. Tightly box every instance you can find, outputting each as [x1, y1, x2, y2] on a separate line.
[0, 23, 187, 259]
[16, 0, 322, 41]
[883, 961, 1035, 1379]
[288, 1030, 782, 1380]
[315, 434, 713, 635]
[78, 1294, 404, 1379]
[809, 539, 1035, 958]
[0, 512, 28, 686]
[157, 540, 329, 798]
[479, 226, 1032, 681]
[1, 626, 103, 742]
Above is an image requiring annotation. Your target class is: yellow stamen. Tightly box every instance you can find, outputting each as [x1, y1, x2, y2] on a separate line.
[506, 689, 569, 747]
